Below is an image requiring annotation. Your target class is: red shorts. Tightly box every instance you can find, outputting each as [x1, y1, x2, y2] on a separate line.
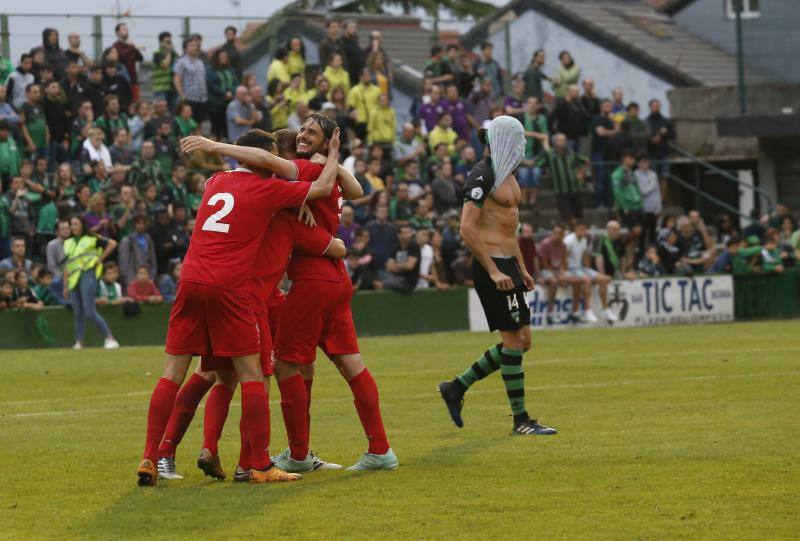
[274, 279, 359, 365]
[199, 308, 274, 376]
[165, 281, 260, 357]
[267, 289, 286, 338]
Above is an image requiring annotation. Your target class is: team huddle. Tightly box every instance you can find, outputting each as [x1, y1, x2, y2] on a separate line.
[136, 113, 556, 487]
[136, 113, 396, 486]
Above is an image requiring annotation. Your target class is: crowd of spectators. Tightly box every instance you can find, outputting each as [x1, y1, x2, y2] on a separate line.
[1, 19, 799, 319]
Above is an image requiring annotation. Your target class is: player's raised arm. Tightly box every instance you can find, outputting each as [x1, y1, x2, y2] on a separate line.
[306, 128, 341, 201]
[180, 135, 298, 180]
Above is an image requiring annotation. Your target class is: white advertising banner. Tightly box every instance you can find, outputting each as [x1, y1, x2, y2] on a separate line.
[469, 275, 735, 331]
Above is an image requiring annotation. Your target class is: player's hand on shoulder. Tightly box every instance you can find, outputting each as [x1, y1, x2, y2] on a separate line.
[490, 269, 514, 291]
[309, 153, 327, 165]
[298, 205, 316, 227]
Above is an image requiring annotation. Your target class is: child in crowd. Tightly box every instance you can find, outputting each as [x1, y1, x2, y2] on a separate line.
[637, 245, 665, 277]
[32, 269, 59, 306]
[13, 270, 43, 310]
[127, 265, 163, 304]
[97, 262, 130, 305]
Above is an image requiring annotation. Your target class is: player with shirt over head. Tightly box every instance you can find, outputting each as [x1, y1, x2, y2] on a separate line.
[437, 116, 557, 436]
[136, 127, 341, 486]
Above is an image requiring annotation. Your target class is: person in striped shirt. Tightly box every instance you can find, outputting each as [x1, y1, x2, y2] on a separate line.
[536, 132, 589, 230]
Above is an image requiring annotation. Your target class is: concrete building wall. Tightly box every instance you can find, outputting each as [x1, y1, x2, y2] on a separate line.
[480, 10, 674, 114]
[673, 0, 800, 83]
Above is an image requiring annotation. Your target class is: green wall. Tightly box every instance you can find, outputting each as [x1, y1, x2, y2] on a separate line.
[733, 270, 800, 320]
[0, 288, 470, 350]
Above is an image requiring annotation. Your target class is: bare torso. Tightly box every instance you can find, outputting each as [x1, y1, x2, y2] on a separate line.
[476, 174, 521, 257]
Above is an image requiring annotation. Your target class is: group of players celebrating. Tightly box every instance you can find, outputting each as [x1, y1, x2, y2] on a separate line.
[136, 112, 556, 487]
[136, 113, 396, 486]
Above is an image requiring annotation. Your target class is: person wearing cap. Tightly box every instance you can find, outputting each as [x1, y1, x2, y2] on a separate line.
[438, 115, 557, 437]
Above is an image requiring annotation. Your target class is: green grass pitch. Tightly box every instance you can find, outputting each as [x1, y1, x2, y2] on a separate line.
[1, 321, 798, 540]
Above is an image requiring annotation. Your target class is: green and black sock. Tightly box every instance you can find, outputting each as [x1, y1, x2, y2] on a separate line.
[500, 347, 529, 424]
[456, 344, 503, 391]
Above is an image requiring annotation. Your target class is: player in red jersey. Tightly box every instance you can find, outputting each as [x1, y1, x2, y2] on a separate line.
[136, 128, 341, 486]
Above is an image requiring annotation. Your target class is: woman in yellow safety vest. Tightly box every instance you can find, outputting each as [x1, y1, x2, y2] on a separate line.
[62, 214, 120, 349]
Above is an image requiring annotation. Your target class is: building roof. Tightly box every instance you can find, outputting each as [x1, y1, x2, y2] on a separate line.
[460, 0, 764, 87]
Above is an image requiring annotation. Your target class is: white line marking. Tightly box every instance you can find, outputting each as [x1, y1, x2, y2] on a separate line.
[3, 370, 798, 419]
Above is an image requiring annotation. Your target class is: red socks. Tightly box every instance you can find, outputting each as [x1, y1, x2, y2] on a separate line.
[143, 378, 180, 463]
[240, 381, 271, 470]
[278, 374, 309, 461]
[202, 384, 234, 456]
[349, 369, 390, 455]
[238, 413, 251, 470]
[157, 373, 213, 458]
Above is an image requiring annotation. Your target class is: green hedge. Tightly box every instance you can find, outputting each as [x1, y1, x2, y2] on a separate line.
[0, 287, 470, 350]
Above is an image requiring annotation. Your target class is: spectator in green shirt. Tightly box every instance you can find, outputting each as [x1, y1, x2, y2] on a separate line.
[95, 94, 129, 145]
[19, 84, 49, 160]
[611, 149, 644, 230]
[152, 32, 176, 108]
[409, 199, 434, 230]
[518, 96, 548, 207]
[389, 182, 414, 223]
[150, 120, 178, 176]
[174, 101, 198, 138]
[128, 140, 165, 192]
[536, 132, 588, 229]
[161, 163, 189, 210]
[0, 120, 21, 184]
[32, 269, 59, 306]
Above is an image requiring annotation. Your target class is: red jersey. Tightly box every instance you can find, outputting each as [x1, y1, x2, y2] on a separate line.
[287, 159, 347, 282]
[250, 210, 335, 304]
[180, 168, 311, 293]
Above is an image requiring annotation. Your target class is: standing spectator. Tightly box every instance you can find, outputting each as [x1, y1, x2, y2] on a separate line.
[226, 86, 258, 143]
[221, 26, 243, 80]
[348, 68, 380, 141]
[112, 23, 144, 101]
[503, 77, 527, 119]
[127, 265, 163, 304]
[323, 53, 351, 97]
[150, 207, 189, 274]
[523, 49, 548, 101]
[646, 98, 674, 191]
[284, 72, 306, 112]
[0, 52, 13, 84]
[580, 78, 600, 128]
[150, 121, 179, 177]
[368, 51, 391, 96]
[42, 29, 68, 80]
[473, 42, 502, 98]
[364, 30, 391, 81]
[610, 87, 626, 124]
[306, 75, 330, 111]
[0, 85, 20, 130]
[60, 60, 85, 117]
[424, 45, 454, 86]
[6, 177, 34, 245]
[393, 122, 426, 178]
[152, 32, 176, 108]
[286, 37, 306, 89]
[377, 224, 420, 293]
[96, 94, 128, 144]
[442, 84, 472, 144]
[19, 84, 49, 161]
[101, 47, 129, 83]
[367, 93, 396, 148]
[342, 20, 365, 85]
[431, 162, 459, 214]
[551, 51, 579, 99]
[467, 78, 495, 131]
[64, 33, 92, 70]
[0, 120, 21, 186]
[206, 49, 238, 139]
[46, 219, 70, 277]
[538, 224, 578, 325]
[119, 214, 157, 287]
[102, 61, 132, 113]
[537, 133, 588, 228]
[452, 52, 477, 100]
[0, 236, 33, 273]
[6, 54, 35, 110]
[517, 223, 539, 277]
[128, 140, 165, 191]
[111, 184, 137, 238]
[552, 84, 584, 151]
[249, 85, 272, 132]
[591, 99, 616, 208]
[173, 37, 208, 123]
[625, 102, 650, 156]
[366, 205, 397, 270]
[61, 214, 119, 349]
[519, 96, 548, 207]
[318, 20, 346, 79]
[611, 150, 644, 234]
[267, 47, 290, 87]
[417, 84, 445, 133]
[634, 155, 662, 245]
[84, 65, 105, 117]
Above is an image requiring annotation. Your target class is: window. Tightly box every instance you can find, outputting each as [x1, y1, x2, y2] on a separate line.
[725, 0, 761, 20]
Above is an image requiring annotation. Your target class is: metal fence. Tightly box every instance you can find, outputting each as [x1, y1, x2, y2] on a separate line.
[0, 13, 268, 64]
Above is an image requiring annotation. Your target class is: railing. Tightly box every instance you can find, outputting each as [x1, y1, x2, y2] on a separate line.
[669, 143, 774, 213]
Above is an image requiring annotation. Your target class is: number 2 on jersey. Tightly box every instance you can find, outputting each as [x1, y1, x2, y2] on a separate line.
[202, 193, 235, 233]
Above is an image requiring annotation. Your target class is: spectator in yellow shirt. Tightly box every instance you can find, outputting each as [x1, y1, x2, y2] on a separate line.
[428, 112, 458, 155]
[348, 67, 381, 141]
[269, 82, 290, 130]
[266, 47, 290, 87]
[367, 93, 396, 147]
[323, 53, 350, 98]
[365, 157, 386, 192]
[284, 72, 306, 114]
[286, 37, 306, 90]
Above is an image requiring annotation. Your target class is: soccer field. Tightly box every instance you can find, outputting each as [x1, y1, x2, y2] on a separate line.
[2, 321, 798, 540]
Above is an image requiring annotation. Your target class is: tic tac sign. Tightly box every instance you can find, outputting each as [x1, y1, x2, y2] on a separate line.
[468, 275, 735, 331]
